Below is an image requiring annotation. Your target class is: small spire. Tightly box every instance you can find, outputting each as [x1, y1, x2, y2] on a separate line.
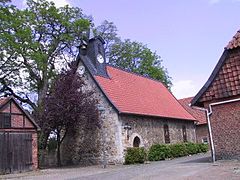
[89, 28, 94, 40]
[79, 39, 88, 55]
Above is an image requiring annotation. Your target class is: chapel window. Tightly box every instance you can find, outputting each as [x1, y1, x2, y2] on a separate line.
[164, 124, 170, 144]
[182, 125, 187, 142]
[133, 136, 140, 147]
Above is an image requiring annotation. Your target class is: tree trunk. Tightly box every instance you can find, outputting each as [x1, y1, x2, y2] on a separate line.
[57, 131, 62, 167]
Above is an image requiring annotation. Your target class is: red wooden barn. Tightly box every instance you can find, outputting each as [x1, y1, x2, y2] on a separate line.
[0, 97, 40, 174]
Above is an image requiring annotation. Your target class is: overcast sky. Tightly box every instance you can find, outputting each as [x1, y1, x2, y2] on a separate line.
[12, 0, 240, 99]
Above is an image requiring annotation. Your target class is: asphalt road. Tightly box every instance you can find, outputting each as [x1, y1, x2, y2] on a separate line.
[1, 153, 240, 180]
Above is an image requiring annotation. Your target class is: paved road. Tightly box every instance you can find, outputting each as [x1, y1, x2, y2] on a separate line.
[1, 153, 240, 180]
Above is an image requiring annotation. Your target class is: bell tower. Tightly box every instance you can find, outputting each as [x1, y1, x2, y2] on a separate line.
[78, 35, 109, 78]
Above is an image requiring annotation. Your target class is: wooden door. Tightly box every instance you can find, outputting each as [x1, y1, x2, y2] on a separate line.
[0, 132, 32, 174]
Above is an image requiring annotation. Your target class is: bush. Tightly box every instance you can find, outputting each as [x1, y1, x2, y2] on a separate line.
[148, 142, 209, 162]
[185, 142, 198, 155]
[169, 143, 188, 157]
[148, 144, 171, 161]
[125, 147, 146, 164]
[197, 143, 209, 153]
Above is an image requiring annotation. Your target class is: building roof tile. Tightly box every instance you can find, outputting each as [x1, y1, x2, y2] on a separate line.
[179, 97, 207, 125]
[226, 30, 240, 50]
[95, 66, 195, 121]
[192, 29, 240, 106]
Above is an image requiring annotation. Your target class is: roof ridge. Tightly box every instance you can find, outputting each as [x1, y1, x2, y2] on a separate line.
[178, 96, 194, 101]
[96, 65, 196, 121]
[106, 64, 169, 88]
[225, 29, 240, 50]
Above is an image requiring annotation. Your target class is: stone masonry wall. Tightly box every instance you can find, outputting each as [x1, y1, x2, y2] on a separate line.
[61, 66, 123, 165]
[61, 62, 197, 165]
[120, 114, 196, 151]
[204, 100, 240, 160]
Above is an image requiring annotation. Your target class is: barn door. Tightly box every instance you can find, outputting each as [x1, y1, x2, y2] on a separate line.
[0, 133, 32, 174]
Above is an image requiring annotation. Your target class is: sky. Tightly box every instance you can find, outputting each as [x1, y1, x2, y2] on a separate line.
[12, 0, 240, 99]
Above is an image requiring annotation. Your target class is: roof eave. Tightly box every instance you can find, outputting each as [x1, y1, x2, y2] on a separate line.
[78, 55, 121, 113]
[191, 49, 229, 107]
[0, 97, 41, 131]
[119, 111, 196, 122]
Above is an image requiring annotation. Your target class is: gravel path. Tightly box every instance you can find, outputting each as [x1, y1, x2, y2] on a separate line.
[1, 153, 240, 180]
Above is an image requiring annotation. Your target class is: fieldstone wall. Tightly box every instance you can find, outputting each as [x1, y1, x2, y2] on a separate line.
[61, 65, 123, 165]
[61, 62, 196, 165]
[120, 114, 196, 151]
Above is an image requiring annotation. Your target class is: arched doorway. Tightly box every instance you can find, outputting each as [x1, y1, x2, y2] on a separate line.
[133, 136, 140, 147]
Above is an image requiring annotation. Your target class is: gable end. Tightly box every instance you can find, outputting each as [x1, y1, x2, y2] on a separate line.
[192, 47, 240, 106]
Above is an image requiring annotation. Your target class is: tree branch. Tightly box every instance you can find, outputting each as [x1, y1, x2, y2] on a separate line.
[0, 79, 37, 111]
[22, 56, 41, 82]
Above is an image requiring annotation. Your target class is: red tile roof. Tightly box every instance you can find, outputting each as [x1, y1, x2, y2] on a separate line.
[179, 97, 207, 125]
[226, 30, 240, 50]
[95, 66, 195, 121]
[192, 30, 240, 106]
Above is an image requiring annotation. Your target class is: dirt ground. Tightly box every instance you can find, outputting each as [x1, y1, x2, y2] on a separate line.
[1, 153, 240, 180]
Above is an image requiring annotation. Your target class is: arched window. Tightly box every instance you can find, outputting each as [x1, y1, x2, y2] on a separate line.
[182, 125, 187, 142]
[164, 124, 170, 144]
[133, 136, 140, 147]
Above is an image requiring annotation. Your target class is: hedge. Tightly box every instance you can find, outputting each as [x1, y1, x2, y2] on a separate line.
[124, 143, 208, 164]
[148, 144, 171, 161]
[148, 143, 208, 162]
[169, 143, 188, 157]
[124, 147, 146, 164]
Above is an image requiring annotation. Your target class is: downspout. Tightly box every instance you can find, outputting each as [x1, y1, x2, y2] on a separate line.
[191, 97, 240, 163]
[190, 105, 215, 163]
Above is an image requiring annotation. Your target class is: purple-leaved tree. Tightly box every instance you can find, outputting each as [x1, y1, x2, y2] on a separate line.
[41, 64, 99, 166]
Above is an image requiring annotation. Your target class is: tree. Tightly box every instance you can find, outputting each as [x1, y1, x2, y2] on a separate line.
[95, 21, 172, 88]
[0, 0, 90, 111]
[108, 39, 172, 88]
[42, 65, 99, 166]
[95, 20, 121, 57]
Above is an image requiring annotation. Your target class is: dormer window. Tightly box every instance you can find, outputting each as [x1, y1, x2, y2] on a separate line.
[0, 113, 11, 128]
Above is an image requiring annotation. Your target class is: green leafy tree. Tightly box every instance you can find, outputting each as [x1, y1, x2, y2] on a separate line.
[95, 21, 172, 88]
[108, 39, 172, 88]
[95, 20, 121, 57]
[0, 0, 90, 110]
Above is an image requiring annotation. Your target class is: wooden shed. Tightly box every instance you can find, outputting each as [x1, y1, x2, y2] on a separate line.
[0, 97, 40, 174]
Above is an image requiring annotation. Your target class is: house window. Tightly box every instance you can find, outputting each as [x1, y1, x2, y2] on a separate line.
[182, 125, 187, 142]
[202, 137, 208, 144]
[0, 113, 11, 128]
[133, 136, 140, 147]
[164, 124, 170, 144]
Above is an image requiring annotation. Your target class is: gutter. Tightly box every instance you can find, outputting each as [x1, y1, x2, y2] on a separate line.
[190, 105, 215, 163]
[190, 97, 240, 163]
